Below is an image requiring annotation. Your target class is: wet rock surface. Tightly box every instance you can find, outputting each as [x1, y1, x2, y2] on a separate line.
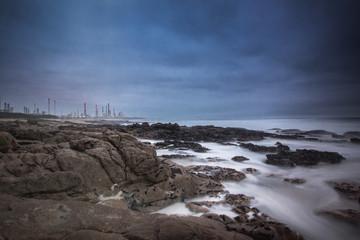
[154, 140, 209, 152]
[159, 154, 195, 159]
[126, 122, 268, 142]
[232, 156, 249, 162]
[198, 193, 304, 240]
[244, 168, 260, 174]
[332, 182, 360, 203]
[0, 194, 254, 240]
[239, 142, 290, 153]
[0, 119, 326, 239]
[187, 165, 246, 182]
[0, 120, 222, 209]
[266, 149, 345, 167]
[283, 178, 306, 184]
[320, 209, 360, 224]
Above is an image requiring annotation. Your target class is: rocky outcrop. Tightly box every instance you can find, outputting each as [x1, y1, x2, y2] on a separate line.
[0, 121, 222, 211]
[332, 182, 360, 203]
[197, 193, 304, 240]
[240, 142, 290, 153]
[121, 214, 252, 240]
[244, 168, 259, 174]
[232, 156, 249, 162]
[122, 160, 223, 212]
[154, 140, 209, 152]
[126, 123, 268, 142]
[0, 131, 162, 200]
[266, 149, 344, 167]
[283, 178, 306, 184]
[319, 209, 360, 224]
[0, 194, 254, 240]
[0, 131, 19, 153]
[182, 192, 303, 239]
[0, 119, 309, 239]
[187, 165, 246, 182]
[159, 154, 195, 159]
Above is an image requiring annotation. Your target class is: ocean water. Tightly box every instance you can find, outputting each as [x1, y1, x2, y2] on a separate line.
[148, 118, 360, 135]
[138, 118, 360, 240]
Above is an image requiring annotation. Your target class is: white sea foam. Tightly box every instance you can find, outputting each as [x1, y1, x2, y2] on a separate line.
[98, 190, 124, 201]
[148, 119, 360, 240]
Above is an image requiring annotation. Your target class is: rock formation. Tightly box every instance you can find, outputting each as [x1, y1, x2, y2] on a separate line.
[266, 149, 344, 167]
[0, 119, 308, 239]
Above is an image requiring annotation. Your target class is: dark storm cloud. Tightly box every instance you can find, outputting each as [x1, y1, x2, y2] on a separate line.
[0, 0, 359, 118]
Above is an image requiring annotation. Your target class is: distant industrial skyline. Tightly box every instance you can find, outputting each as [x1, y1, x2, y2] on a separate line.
[0, 95, 124, 118]
[1, 0, 359, 119]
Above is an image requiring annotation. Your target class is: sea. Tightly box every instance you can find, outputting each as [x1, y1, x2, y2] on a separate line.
[133, 118, 360, 240]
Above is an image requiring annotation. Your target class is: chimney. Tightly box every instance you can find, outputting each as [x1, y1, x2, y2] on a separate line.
[48, 98, 50, 115]
[84, 102, 87, 116]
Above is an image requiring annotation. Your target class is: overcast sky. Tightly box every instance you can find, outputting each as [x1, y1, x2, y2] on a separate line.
[0, 0, 359, 119]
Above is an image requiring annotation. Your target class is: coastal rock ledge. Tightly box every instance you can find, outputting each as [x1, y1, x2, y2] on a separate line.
[0, 120, 303, 239]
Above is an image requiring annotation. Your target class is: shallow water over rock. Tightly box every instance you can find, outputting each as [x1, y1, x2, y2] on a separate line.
[145, 131, 360, 240]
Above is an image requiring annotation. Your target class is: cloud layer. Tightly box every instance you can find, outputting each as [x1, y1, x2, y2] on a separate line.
[0, 0, 359, 118]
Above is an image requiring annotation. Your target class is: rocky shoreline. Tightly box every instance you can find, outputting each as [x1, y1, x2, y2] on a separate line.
[0, 119, 358, 239]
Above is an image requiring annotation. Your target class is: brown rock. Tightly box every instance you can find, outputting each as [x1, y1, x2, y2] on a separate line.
[244, 168, 259, 174]
[266, 149, 344, 167]
[332, 182, 360, 203]
[232, 156, 249, 162]
[0, 194, 135, 240]
[226, 194, 254, 206]
[125, 161, 223, 212]
[187, 165, 246, 182]
[283, 178, 306, 184]
[65, 230, 127, 240]
[239, 142, 290, 153]
[122, 215, 252, 240]
[0, 132, 19, 153]
[155, 140, 209, 152]
[321, 209, 360, 224]
[186, 202, 209, 213]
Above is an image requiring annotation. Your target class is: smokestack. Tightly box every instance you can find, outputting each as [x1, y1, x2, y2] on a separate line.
[84, 102, 87, 116]
[95, 104, 98, 118]
[48, 98, 50, 115]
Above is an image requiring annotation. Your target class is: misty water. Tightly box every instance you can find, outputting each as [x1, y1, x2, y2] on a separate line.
[139, 119, 360, 240]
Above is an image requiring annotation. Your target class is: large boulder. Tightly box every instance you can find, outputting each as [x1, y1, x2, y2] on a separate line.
[0, 124, 168, 201]
[123, 160, 223, 212]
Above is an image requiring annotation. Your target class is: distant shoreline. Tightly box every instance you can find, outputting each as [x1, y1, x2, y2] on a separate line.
[0, 112, 58, 119]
